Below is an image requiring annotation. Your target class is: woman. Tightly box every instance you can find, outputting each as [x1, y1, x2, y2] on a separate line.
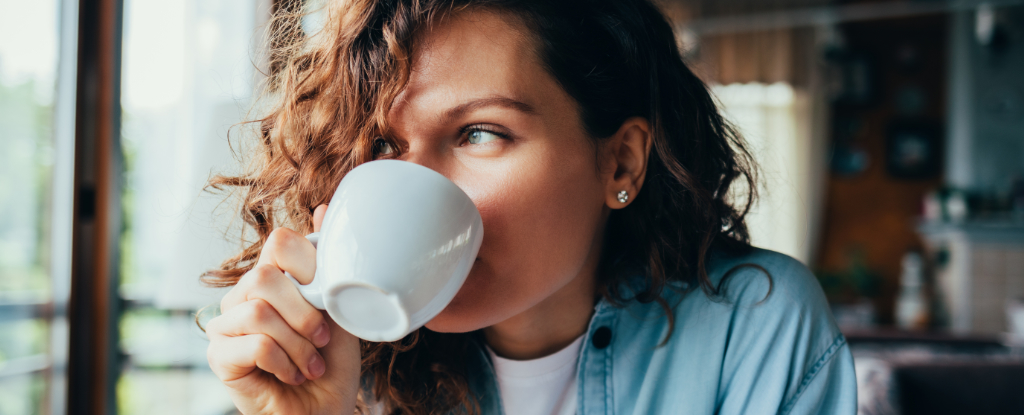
[203, 0, 858, 414]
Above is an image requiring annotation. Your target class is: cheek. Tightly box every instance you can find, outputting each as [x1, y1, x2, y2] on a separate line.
[426, 147, 606, 332]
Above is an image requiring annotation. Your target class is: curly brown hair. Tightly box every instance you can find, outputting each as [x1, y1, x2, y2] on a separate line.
[203, 0, 759, 413]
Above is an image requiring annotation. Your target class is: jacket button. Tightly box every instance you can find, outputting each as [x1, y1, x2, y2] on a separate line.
[592, 326, 612, 349]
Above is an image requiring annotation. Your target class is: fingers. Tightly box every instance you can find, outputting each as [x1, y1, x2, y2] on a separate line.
[257, 227, 317, 284]
[313, 204, 328, 233]
[212, 220, 332, 391]
[221, 264, 330, 348]
[207, 299, 327, 381]
[317, 315, 362, 386]
[208, 333, 306, 386]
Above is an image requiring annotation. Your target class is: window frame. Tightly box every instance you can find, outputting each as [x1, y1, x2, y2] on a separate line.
[65, 0, 125, 414]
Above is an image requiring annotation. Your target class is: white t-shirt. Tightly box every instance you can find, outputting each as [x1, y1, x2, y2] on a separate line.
[486, 335, 585, 415]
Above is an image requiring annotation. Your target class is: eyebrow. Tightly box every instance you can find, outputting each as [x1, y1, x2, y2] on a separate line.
[440, 96, 537, 125]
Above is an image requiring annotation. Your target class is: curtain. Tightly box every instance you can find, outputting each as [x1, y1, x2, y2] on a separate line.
[696, 27, 829, 266]
[713, 82, 825, 265]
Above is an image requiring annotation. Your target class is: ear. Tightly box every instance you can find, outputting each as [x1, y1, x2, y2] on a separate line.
[602, 117, 652, 209]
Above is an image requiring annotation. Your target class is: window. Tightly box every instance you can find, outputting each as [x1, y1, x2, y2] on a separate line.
[116, 0, 267, 413]
[0, 0, 77, 413]
[712, 82, 825, 264]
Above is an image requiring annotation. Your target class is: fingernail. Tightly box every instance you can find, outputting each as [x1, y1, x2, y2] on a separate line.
[309, 353, 326, 378]
[294, 372, 306, 385]
[313, 322, 330, 347]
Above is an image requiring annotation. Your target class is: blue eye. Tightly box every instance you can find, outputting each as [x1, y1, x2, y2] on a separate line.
[373, 137, 394, 156]
[467, 129, 500, 145]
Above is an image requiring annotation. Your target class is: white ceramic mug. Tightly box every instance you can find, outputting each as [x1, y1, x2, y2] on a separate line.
[287, 160, 484, 342]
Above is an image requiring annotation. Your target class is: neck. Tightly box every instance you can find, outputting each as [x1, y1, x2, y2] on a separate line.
[483, 238, 601, 360]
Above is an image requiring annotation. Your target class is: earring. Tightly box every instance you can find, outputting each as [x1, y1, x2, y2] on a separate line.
[616, 190, 629, 203]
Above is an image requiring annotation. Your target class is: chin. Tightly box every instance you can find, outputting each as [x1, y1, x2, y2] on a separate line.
[423, 313, 474, 333]
[423, 265, 512, 333]
[423, 288, 490, 333]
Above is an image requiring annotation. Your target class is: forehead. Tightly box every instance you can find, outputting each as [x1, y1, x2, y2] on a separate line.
[392, 10, 547, 113]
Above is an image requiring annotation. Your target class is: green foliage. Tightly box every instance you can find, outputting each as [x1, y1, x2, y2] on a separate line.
[0, 79, 54, 294]
[0, 319, 48, 364]
[0, 375, 45, 415]
[816, 247, 882, 302]
[119, 112, 137, 286]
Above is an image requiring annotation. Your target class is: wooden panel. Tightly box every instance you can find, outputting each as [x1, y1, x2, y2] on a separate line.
[971, 245, 1024, 333]
[695, 28, 813, 87]
[815, 15, 948, 324]
[66, 0, 123, 413]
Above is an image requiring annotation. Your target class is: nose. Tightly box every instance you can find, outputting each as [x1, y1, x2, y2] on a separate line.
[397, 143, 450, 180]
[394, 141, 476, 204]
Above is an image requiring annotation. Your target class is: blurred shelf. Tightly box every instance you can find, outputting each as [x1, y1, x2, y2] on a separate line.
[918, 219, 1024, 244]
[0, 297, 53, 322]
[680, 0, 1024, 35]
[0, 354, 49, 379]
[844, 327, 1007, 347]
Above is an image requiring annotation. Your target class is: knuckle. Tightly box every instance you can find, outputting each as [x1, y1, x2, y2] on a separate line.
[244, 298, 274, 323]
[207, 342, 231, 379]
[224, 266, 278, 311]
[248, 264, 280, 286]
[219, 295, 230, 312]
[207, 343, 222, 369]
[297, 311, 324, 337]
[221, 283, 246, 311]
[266, 227, 299, 251]
[206, 343, 216, 364]
[204, 315, 224, 334]
[252, 334, 278, 358]
[296, 339, 318, 362]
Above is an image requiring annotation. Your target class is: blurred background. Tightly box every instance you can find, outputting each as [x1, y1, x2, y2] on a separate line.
[0, 0, 1021, 414]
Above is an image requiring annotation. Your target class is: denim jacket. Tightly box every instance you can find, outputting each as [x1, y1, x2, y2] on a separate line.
[463, 248, 858, 415]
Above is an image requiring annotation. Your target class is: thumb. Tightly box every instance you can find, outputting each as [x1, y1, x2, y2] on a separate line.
[312, 315, 361, 408]
[313, 204, 328, 233]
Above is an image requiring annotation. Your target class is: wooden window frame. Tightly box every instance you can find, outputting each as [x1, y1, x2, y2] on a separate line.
[66, 0, 124, 413]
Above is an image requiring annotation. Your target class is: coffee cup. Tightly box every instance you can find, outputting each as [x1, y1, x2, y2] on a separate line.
[286, 160, 484, 342]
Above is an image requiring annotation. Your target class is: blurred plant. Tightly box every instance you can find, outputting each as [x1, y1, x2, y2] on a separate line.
[1011, 175, 1024, 220]
[0, 79, 53, 293]
[816, 248, 882, 302]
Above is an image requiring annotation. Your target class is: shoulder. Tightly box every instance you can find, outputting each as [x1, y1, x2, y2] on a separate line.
[695, 247, 843, 354]
[705, 247, 830, 312]
[600, 248, 857, 414]
[614, 247, 838, 341]
[602, 246, 860, 411]
[696, 248, 853, 412]
[611, 248, 843, 358]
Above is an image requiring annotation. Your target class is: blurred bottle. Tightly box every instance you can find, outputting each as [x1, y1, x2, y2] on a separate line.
[923, 190, 943, 222]
[896, 251, 929, 330]
[1007, 297, 1024, 345]
[923, 188, 970, 223]
[946, 190, 969, 223]
[1011, 175, 1024, 222]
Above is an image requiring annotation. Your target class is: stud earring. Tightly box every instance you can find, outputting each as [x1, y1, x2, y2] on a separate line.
[616, 190, 629, 203]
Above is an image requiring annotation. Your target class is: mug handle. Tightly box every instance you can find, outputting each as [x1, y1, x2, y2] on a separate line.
[284, 232, 326, 310]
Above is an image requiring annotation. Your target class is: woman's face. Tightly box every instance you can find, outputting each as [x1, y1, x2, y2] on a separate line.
[383, 10, 612, 332]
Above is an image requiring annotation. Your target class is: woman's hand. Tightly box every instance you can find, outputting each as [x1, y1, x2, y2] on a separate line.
[207, 205, 361, 415]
